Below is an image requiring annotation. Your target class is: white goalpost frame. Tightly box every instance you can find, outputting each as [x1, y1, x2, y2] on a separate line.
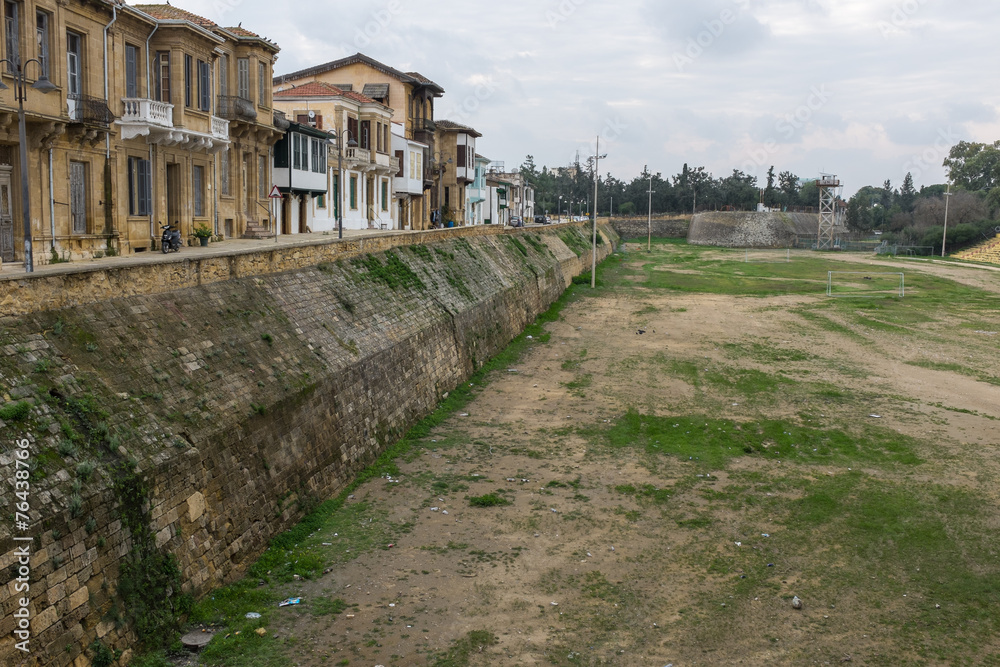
[827, 271, 905, 298]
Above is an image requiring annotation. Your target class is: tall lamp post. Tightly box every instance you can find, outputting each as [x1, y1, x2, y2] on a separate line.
[590, 136, 607, 289]
[647, 172, 655, 253]
[941, 183, 952, 257]
[332, 129, 357, 240]
[558, 195, 563, 223]
[0, 58, 57, 273]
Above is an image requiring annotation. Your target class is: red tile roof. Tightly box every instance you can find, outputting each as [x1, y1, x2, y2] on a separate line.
[225, 25, 260, 38]
[133, 4, 216, 27]
[273, 81, 381, 106]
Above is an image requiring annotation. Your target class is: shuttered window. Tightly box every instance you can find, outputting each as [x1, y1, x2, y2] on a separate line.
[193, 165, 204, 217]
[198, 60, 211, 111]
[125, 44, 138, 98]
[128, 157, 152, 216]
[70, 162, 86, 234]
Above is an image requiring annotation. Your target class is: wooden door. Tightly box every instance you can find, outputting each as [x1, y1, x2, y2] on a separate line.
[70, 162, 86, 234]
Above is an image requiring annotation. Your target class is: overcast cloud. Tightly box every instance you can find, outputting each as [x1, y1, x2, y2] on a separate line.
[184, 0, 999, 195]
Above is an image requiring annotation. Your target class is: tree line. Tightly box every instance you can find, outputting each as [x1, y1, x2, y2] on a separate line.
[844, 140, 1000, 253]
[518, 157, 823, 218]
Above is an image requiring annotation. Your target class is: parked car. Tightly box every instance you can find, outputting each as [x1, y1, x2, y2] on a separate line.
[509, 216, 524, 227]
[534, 215, 549, 225]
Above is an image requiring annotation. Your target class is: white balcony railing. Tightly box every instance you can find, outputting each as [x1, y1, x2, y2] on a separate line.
[344, 147, 370, 162]
[121, 98, 173, 128]
[211, 116, 229, 139]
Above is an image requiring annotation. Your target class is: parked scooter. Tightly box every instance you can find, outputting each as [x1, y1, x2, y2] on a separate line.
[160, 224, 181, 254]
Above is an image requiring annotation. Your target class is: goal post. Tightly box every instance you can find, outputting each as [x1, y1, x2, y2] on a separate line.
[827, 271, 905, 298]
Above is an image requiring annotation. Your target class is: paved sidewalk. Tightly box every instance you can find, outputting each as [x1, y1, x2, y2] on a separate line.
[0, 228, 414, 281]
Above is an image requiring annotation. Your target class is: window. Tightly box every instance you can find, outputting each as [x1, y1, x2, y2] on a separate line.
[258, 61, 267, 107]
[184, 54, 192, 107]
[128, 156, 152, 216]
[445, 186, 450, 208]
[360, 120, 370, 150]
[293, 133, 307, 171]
[220, 149, 230, 196]
[4, 2, 18, 73]
[66, 31, 81, 96]
[347, 116, 358, 144]
[258, 154, 267, 199]
[381, 180, 388, 211]
[416, 152, 422, 180]
[218, 53, 228, 95]
[125, 44, 138, 98]
[193, 165, 204, 216]
[350, 175, 357, 209]
[456, 145, 466, 170]
[198, 60, 210, 111]
[311, 139, 326, 174]
[395, 150, 404, 178]
[316, 193, 325, 209]
[237, 57, 249, 100]
[375, 122, 382, 153]
[35, 11, 48, 78]
[154, 51, 170, 102]
[409, 152, 415, 179]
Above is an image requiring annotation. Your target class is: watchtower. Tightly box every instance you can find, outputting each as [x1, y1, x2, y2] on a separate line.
[817, 174, 841, 250]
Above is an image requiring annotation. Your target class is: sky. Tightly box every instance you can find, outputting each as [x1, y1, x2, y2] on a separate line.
[183, 0, 999, 197]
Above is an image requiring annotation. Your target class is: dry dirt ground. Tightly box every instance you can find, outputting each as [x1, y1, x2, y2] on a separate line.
[207, 244, 1000, 667]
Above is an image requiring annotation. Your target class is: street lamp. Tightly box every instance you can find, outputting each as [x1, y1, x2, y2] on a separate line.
[0, 58, 57, 273]
[647, 173, 655, 253]
[331, 129, 357, 240]
[941, 183, 953, 257]
[590, 136, 606, 289]
[558, 195, 563, 223]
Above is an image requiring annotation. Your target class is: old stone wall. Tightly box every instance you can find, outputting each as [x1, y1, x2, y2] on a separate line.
[0, 224, 617, 666]
[609, 217, 691, 240]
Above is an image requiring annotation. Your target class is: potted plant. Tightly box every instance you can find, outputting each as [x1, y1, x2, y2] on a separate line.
[193, 224, 213, 247]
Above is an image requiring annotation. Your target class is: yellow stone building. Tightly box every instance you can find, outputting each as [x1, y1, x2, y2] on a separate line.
[0, 0, 281, 267]
[273, 53, 443, 230]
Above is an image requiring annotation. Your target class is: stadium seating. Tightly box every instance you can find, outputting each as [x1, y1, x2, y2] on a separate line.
[953, 234, 1000, 266]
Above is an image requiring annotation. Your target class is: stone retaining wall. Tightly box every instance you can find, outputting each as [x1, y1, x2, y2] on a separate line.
[0, 224, 617, 666]
[609, 217, 690, 240]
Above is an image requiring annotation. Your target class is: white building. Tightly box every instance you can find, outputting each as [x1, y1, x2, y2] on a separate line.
[272, 119, 331, 235]
[391, 122, 428, 230]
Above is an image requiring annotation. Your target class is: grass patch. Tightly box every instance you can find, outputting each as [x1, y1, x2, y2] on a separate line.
[468, 492, 512, 508]
[430, 629, 498, 667]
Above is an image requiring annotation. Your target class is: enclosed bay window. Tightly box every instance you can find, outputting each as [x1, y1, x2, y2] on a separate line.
[257, 61, 267, 107]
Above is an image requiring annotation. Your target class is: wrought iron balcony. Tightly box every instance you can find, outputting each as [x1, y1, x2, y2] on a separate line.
[217, 95, 257, 122]
[68, 94, 115, 125]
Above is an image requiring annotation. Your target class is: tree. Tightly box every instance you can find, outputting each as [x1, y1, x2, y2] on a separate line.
[899, 173, 917, 212]
[846, 196, 873, 232]
[763, 166, 777, 207]
[944, 141, 1000, 192]
[881, 179, 895, 209]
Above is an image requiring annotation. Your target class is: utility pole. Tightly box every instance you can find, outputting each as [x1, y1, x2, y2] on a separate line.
[942, 183, 952, 257]
[591, 135, 606, 289]
[647, 172, 654, 253]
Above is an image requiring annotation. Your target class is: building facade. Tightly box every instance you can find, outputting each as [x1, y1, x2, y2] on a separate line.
[272, 80, 397, 232]
[0, 0, 280, 267]
[273, 53, 443, 230]
[433, 119, 479, 226]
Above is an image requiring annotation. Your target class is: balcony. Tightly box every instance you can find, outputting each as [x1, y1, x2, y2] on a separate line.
[343, 146, 371, 169]
[217, 95, 257, 123]
[211, 116, 229, 140]
[68, 94, 115, 125]
[121, 98, 173, 129]
[117, 97, 228, 153]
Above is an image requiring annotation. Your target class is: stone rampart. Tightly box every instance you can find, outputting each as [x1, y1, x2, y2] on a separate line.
[609, 217, 690, 240]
